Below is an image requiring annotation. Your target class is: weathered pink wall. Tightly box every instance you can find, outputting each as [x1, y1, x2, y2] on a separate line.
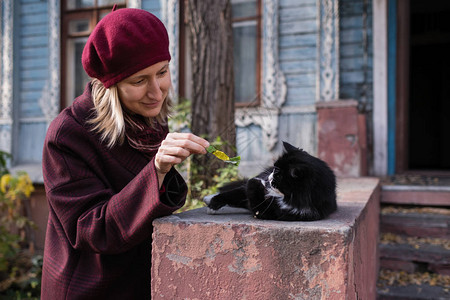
[317, 100, 368, 177]
[151, 177, 380, 299]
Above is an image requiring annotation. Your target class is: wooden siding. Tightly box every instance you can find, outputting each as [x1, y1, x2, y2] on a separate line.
[5, 0, 376, 178]
[15, 0, 49, 165]
[19, 0, 48, 118]
[236, 112, 317, 177]
[237, 0, 319, 176]
[142, 0, 161, 18]
[339, 0, 373, 106]
[236, 125, 272, 176]
[10, 0, 161, 167]
[11, 0, 161, 166]
[279, 0, 317, 107]
[17, 123, 48, 163]
[278, 112, 317, 154]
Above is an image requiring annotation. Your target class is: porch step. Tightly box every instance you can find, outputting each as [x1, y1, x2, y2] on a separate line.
[377, 269, 450, 300]
[382, 185, 450, 206]
[378, 176, 450, 298]
[379, 206, 450, 274]
[381, 175, 450, 206]
[379, 234, 450, 275]
[380, 206, 450, 239]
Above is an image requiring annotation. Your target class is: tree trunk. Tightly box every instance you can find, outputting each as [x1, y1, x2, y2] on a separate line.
[184, 0, 236, 184]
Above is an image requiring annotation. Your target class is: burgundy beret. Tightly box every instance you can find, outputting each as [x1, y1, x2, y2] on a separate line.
[82, 8, 171, 88]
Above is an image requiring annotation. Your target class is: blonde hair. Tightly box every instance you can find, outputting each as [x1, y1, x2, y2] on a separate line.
[88, 78, 173, 148]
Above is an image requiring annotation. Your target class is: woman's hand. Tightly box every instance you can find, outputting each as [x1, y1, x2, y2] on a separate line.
[155, 133, 209, 186]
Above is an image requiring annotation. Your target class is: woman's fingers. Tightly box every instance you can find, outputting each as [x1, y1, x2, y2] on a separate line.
[155, 133, 210, 174]
[162, 132, 209, 155]
[157, 145, 190, 158]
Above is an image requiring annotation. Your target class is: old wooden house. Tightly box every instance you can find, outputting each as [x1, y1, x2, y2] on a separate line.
[0, 0, 449, 298]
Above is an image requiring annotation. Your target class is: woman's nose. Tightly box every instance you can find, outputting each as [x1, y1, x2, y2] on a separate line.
[147, 78, 163, 100]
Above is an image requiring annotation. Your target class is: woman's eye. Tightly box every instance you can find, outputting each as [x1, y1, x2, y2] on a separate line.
[158, 70, 167, 77]
[132, 79, 145, 85]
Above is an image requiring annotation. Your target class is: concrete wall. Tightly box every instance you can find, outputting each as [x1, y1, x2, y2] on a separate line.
[151, 177, 380, 299]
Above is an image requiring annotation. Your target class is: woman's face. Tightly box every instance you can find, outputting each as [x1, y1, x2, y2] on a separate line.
[117, 60, 171, 118]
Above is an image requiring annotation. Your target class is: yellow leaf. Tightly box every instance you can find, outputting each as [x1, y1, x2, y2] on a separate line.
[212, 150, 229, 161]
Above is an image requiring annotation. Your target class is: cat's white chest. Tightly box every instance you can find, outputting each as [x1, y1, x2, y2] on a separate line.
[262, 173, 300, 214]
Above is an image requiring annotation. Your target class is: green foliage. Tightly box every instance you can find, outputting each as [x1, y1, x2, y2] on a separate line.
[169, 102, 242, 212]
[177, 162, 241, 213]
[169, 98, 191, 132]
[0, 152, 41, 299]
[0, 254, 42, 300]
[0, 150, 11, 178]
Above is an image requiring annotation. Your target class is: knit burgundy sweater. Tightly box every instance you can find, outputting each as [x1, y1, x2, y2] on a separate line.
[41, 84, 186, 299]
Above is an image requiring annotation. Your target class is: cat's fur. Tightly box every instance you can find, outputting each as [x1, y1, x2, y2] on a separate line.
[203, 141, 337, 221]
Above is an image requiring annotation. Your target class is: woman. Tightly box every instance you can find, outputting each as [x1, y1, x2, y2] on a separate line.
[41, 8, 209, 299]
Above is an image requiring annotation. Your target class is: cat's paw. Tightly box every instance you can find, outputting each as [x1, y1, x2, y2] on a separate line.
[203, 193, 218, 206]
[203, 193, 226, 211]
[206, 207, 220, 215]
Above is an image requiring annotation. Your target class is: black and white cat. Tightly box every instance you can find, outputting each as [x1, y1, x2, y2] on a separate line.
[203, 142, 337, 221]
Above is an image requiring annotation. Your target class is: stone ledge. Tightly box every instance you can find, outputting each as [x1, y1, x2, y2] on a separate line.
[151, 177, 380, 300]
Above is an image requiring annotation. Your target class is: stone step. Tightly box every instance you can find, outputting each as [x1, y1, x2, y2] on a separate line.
[377, 269, 450, 300]
[380, 206, 450, 239]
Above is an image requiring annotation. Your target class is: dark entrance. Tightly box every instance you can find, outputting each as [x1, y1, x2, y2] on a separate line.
[397, 0, 450, 172]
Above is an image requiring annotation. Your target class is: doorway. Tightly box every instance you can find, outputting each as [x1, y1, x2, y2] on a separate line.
[396, 0, 450, 173]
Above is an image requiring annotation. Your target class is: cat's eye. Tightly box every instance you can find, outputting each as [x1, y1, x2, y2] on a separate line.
[290, 168, 299, 178]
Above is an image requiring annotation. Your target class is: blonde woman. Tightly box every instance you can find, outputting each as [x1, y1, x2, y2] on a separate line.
[41, 8, 209, 299]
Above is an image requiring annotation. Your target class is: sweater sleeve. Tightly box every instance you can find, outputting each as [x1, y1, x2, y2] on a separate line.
[158, 166, 188, 207]
[43, 118, 187, 255]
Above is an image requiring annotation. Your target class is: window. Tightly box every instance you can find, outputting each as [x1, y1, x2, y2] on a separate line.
[231, 0, 262, 106]
[61, 0, 126, 108]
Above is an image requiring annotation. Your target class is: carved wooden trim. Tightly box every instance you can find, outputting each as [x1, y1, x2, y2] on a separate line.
[317, 0, 339, 102]
[235, 108, 280, 152]
[127, 0, 142, 8]
[235, 0, 287, 151]
[262, 0, 286, 110]
[0, 0, 13, 153]
[1, 0, 13, 125]
[0, 1, 2, 113]
[39, 0, 60, 125]
[162, 0, 180, 95]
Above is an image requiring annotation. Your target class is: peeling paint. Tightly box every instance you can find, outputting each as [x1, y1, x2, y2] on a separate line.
[151, 178, 380, 300]
[227, 229, 262, 275]
[317, 101, 365, 177]
[166, 253, 197, 269]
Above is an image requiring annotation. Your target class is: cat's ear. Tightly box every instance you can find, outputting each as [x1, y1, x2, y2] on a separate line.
[282, 141, 298, 153]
